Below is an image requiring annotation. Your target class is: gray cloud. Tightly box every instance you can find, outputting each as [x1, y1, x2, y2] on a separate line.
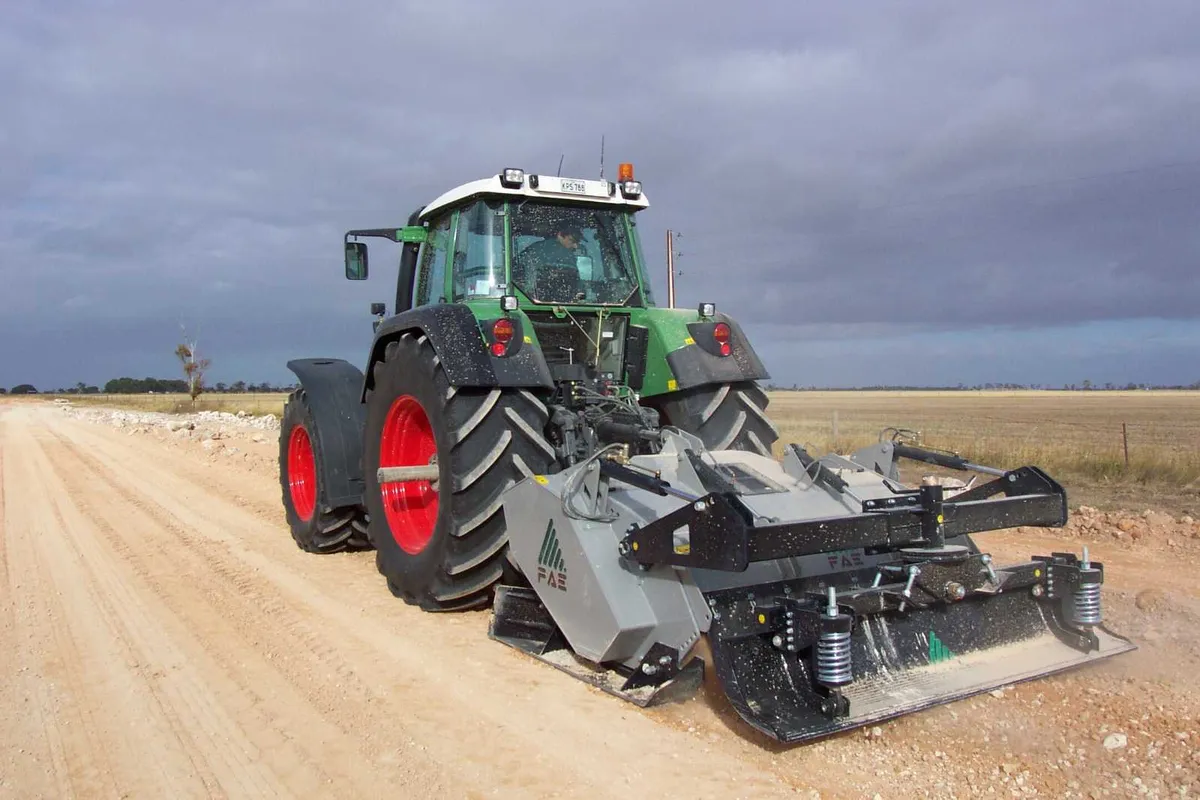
[2, 0, 1198, 390]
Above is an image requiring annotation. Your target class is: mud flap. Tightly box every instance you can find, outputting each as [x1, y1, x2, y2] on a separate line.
[707, 589, 1137, 744]
[488, 585, 705, 707]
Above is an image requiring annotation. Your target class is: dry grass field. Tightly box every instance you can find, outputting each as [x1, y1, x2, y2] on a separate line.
[767, 390, 1200, 514]
[56, 388, 1200, 514]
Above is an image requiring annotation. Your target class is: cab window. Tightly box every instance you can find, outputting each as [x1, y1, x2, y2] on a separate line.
[415, 214, 452, 306]
[452, 199, 506, 302]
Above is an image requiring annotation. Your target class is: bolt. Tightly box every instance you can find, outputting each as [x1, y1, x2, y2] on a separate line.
[945, 581, 966, 601]
[1082, 546, 1091, 569]
[772, 634, 784, 648]
[694, 500, 707, 512]
[641, 662, 658, 675]
[658, 655, 672, 666]
[1031, 584, 1045, 598]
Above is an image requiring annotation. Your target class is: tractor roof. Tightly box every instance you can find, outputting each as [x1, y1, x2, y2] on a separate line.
[420, 167, 650, 221]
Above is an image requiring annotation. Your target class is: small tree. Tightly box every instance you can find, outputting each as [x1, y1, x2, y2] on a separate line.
[175, 325, 211, 406]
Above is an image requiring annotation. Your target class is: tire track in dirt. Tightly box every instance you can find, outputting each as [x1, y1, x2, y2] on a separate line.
[2, 413, 92, 799]
[39, 410, 806, 796]
[10, 415, 289, 798]
[41, 406, 798, 797]
[35, 424, 451, 799]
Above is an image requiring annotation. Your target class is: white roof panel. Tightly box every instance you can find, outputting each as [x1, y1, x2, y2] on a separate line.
[419, 171, 649, 220]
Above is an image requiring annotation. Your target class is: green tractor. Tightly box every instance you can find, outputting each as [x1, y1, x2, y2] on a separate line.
[279, 164, 1133, 744]
[280, 163, 777, 609]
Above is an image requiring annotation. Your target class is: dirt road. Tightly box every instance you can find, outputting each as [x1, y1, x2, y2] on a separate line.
[2, 401, 1198, 799]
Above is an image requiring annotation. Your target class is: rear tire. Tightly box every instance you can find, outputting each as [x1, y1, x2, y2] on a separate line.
[362, 331, 556, 611]
[280, 389, 371, 553]
[653, 380, 779, 456]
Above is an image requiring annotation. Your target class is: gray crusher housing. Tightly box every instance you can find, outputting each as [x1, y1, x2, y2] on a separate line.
[491, 429, 1136, 743]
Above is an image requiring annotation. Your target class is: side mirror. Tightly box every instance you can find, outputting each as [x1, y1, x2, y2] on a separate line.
[345, 242, 369, 280]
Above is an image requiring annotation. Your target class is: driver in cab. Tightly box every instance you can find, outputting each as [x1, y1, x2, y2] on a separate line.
[514, 225, 590, 301]
[517, 225, 584, 270]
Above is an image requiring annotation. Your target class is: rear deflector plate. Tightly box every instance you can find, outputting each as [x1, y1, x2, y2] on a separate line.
[488, 585, 704, 708]
[708, 590, 1136, 744]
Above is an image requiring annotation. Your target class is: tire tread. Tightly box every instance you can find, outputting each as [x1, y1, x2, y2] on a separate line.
[364, 333, 555, 610]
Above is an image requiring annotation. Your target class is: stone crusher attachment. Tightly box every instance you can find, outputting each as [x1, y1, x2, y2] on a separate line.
[490, 429, 1136, 744]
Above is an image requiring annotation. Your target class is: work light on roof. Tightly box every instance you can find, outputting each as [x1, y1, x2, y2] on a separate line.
[500, 168, 525, 188]
[616, 162, 642, 198]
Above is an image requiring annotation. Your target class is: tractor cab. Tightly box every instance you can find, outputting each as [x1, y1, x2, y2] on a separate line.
[343, 164, 656, 318]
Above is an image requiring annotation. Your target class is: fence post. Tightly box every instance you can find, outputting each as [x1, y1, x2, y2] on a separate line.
[832, 410, 839, 442]
[1122, 422, 1129, 467]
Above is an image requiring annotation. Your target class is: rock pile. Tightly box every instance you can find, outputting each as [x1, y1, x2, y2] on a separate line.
[1066, 505, 1200, 546]
[57, 403, 279, 434]
[52, 402, 282, 471]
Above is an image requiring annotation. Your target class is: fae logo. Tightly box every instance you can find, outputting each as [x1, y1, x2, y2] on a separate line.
[536, 519, 568, 592]
[826, 550, 865, 570]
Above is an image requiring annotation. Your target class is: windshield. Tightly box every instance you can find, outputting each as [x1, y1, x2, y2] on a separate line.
[509, 200, 643, 305]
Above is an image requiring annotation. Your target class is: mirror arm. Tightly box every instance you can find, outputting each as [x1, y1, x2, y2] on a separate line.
[346, 228, 398, 243]
[344, 227, 427, 244]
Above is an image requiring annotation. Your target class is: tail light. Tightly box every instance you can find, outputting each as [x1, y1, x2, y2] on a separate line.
[491, 318, 514, 357]
[713, 322, 732, 357]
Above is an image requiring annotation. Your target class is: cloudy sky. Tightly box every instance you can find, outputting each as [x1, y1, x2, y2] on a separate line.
[3, 0, 1199, 391]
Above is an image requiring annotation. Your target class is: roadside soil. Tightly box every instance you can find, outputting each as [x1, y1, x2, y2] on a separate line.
[2, 399, 1198, 799]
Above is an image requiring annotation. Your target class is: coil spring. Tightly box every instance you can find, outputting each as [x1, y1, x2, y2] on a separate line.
[816, 629, 852, 686]
[1073, 582, 1102, 626]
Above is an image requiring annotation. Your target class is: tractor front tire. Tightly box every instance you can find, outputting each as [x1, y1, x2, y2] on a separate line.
[280, 389, 371, 553]
[362, 331, 556, 611]
[655, 380, 779, 457]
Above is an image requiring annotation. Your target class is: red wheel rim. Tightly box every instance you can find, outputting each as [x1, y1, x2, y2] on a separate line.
[287, 424, 317, 521]
[379, 395, 439, 554]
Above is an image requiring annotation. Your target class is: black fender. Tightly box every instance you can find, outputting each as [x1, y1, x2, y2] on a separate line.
[665, 312, 770, 392]
[286, 358, 367, 510]
[361, 304, 554, 400]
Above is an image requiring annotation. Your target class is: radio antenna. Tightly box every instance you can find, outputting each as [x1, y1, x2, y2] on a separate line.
[557, 154, 564, 176]
[599, 134, 605, 179]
